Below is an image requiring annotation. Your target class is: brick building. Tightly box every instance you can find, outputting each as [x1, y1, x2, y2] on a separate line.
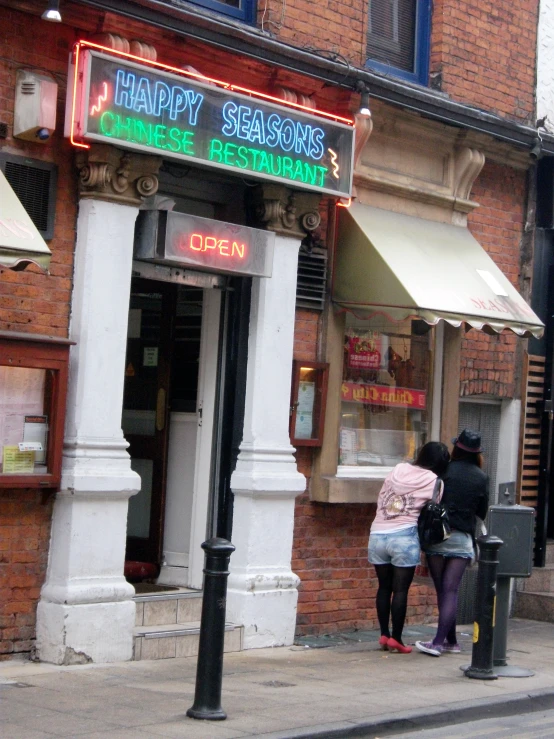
[0, 0, 548, 661]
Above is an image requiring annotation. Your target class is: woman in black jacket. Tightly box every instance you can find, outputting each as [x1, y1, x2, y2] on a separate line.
[416, 429, 489, 657]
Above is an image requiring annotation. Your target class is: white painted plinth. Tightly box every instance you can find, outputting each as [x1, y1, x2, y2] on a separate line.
[36, 600, 136, 665]
[36, 199, 141, 664]
[227, 234, 306, 648]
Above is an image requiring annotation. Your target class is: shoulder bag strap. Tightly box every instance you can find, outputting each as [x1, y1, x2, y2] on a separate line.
[431, 477, 443, 503]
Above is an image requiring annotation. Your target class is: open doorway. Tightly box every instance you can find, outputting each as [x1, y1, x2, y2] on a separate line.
[123, 277, 221, 588]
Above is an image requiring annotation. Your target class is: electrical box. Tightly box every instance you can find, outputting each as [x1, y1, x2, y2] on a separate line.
[14, 70, 57, 143]
[488, 505, 535, 578]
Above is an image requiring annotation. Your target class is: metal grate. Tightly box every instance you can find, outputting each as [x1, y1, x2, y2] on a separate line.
[0, 154, 57, 239]
[296, 246, 327, 310]
[458, 401, 501, 504]
[367, 0, 416, 72]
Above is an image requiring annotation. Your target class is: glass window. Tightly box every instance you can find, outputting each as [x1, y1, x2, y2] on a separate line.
[158, 0, 256, 23]
[0, 366, 50, 475]
[339, 313, 432, 468]
[366, 0, 431, 85]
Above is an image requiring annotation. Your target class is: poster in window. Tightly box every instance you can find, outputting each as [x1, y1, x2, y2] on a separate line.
[347, 334, 381, 370]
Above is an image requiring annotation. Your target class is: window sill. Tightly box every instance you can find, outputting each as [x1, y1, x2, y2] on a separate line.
[310, 475, 383, 504]
[336, 465, 393, 479]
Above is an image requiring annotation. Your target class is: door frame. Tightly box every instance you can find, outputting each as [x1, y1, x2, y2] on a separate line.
[125, 278, 176, 566]
[187, 288, 222, 588]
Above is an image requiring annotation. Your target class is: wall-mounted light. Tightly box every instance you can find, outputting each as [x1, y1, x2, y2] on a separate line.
[355, 80, 371, 118]
[42, 0, 62, 22]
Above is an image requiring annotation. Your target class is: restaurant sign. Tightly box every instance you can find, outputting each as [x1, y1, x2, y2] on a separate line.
[134, 210, 275, 278]
[67, 43, 355, 197]
[341, 382, 426, 409]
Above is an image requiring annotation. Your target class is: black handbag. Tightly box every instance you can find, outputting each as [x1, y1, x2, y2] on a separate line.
[417, 478, 451, 549]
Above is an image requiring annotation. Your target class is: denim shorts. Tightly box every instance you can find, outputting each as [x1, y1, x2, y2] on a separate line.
[425, 530, 474, 559]
[368, 526, 420, 567]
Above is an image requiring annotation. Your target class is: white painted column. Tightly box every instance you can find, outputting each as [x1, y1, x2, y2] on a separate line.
[36, 198, 140, 665]
[227, 233, 306, 648]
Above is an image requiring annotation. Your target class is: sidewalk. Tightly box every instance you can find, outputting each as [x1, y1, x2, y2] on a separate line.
[2, 618, 554, 739]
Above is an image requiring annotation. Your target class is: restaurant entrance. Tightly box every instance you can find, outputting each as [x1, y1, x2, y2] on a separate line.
[123, 275, 222, 587]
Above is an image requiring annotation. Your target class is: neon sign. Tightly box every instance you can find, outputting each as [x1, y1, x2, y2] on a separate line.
[68, 44, 354, 197]
[134, 211, 274, 278]
[188, 234, 245, 259]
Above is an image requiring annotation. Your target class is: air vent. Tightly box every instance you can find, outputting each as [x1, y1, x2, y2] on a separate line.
[0, 153, 57, 239]
[296, 245, 328, 310]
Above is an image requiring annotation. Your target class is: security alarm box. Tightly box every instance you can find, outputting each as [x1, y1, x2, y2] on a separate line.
[14, 70, 58, 142]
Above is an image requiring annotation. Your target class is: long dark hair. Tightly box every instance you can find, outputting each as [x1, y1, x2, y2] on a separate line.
[414, 441, 450, 477]
[451, 445, 483, 468]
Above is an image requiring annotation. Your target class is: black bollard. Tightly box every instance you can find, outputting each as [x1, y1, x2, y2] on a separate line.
[186, 537, 235, 721]
[464, 535, 503, 680]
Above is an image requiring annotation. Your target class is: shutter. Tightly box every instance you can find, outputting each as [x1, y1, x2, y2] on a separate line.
[518, 354, 545, 509]
[0, 153, 57, 239]
[296, 246, 327, 311]
[367, 0, 416, 72]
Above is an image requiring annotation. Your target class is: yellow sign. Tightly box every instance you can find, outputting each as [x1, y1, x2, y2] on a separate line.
[2, 445, 35, 474]
[473, 621, 479, 643]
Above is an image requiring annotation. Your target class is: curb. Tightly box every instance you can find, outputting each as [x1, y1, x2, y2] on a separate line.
[249, 687, 554, 739]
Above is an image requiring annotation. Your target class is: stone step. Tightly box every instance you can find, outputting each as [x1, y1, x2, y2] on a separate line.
[513, 591, 554, 622]
[134, 589, 203, 627]
[519, 564, 554, 593]
[543, 539, 554, 566]
[133, 622, 243, 661]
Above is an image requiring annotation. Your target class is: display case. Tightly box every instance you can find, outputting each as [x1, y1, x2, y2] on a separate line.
[0, 332, 71, 488]
[289, 360, 329, 447]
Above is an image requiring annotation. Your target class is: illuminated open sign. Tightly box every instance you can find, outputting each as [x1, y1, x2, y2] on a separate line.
[67, 44, 355, 198]
[134, 211, 274, 277]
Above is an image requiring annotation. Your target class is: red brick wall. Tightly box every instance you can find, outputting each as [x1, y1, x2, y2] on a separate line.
[430, 0, 538, 122]
[258, 0, 366, 67]
[0, 10, 76, 336]
[0, 9, 77, 658]
[461, 161, 526, 398]
[0, 491, 53, 659]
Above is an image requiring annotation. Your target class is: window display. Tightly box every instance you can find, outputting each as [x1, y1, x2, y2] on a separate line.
[0, 367, 49, 474]
[0, 335, 70, 488]
[290, 360, 329, 446]
[339, 314, 432, 468]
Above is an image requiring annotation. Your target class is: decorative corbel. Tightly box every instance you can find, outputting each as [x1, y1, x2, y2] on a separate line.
[76, 144, 162, 205]
[453, 147, 485, 205]
[248, 184, 321, 238]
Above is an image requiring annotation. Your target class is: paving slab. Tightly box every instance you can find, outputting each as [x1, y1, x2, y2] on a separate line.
[1, 619, 554, 738]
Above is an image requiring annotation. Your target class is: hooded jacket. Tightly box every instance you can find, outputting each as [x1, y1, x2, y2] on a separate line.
[371, 462, 439, 533]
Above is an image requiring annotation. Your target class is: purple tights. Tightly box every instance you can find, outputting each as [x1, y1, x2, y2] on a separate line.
[426, 555, 469, 646]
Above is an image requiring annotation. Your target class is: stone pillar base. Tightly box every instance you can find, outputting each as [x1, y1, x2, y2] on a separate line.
[227, 570, 300, 649]
[36, 600, 136, 665]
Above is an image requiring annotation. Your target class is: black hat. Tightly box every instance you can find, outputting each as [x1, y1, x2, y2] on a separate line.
[452, 428, 483, 453]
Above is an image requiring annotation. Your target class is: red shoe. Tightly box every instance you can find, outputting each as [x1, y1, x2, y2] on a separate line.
[387, 638, 412, 654]
[378, 635, 389, 651]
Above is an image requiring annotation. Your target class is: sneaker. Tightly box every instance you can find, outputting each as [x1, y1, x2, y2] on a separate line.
[442, 642, 461, 654]
[415, 640, 443, 657]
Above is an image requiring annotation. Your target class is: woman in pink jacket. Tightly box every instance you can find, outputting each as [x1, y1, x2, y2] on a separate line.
[368, 441, 450, 653]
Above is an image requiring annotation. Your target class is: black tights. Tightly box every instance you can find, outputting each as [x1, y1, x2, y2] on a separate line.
[426, 555, 469, 646]
[374, 564, 415, 644]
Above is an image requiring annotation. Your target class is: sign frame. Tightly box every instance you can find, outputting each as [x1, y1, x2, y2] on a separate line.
[134, 210, 275, 278]
[67, 43, 355, 198]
